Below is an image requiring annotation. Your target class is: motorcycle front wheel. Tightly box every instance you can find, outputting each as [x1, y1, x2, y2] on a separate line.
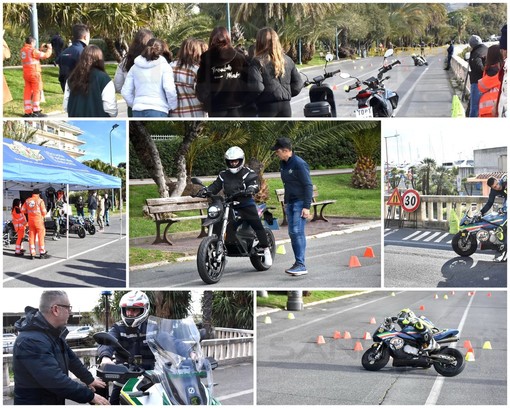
[88, 225, 96, 235]
[77, 226, 86, 239]
[197, 236, 226, 284]
[432, 348, 465, 377]
[250, 228, 276, 271]
[361, 344, 390, 371]
[452, 232, 477, 256]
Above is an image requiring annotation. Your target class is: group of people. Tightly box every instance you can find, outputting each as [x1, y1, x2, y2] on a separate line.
[467, 24, 507, 118]
[86, 191, 113, 232]
[20, 24, 304, 118]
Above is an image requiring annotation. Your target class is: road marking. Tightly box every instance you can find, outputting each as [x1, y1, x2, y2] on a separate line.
[393, 63, 430, 116]
[412, 231, 432, 241]
[217, 389, 253, 402]
[3, 237, 126, 283]
[425, 293, 475, 405]
[423, 231, 442, 242]
[402, 231, 422, 240]
[384, 229, 398, 237]
[434, 232, 450, 243]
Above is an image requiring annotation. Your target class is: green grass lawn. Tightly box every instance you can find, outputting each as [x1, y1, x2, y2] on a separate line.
[3, 64, 119, 117]
[129, 173, 381, 239]
[257, 291, 361, 309]
[130, 247, 184, 267]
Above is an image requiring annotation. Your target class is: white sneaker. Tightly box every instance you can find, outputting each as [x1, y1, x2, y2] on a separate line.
[263, 247, 273, 267]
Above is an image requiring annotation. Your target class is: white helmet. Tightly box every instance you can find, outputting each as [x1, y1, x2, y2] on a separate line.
[225, 146, 245, 174]
[119, 290, 150, 328]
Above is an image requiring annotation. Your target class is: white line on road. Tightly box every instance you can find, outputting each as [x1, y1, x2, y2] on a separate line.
[402, 231, 422, 240]
[412, 231, 432, 241]
[216, 389, 254, 402]
[3, 237, 126, 283]
[434, 232, 450, 243]
[423, 231, 442, 242]
[393, 63, 430, 116]
[425, 293, 475, 405]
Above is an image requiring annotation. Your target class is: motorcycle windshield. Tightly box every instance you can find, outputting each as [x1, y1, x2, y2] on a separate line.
[146, 316, 214, 405]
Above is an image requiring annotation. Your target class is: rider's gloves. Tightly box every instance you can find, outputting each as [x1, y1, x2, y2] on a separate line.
[197, 187, 208, 198]
[245, 186, 256, 196]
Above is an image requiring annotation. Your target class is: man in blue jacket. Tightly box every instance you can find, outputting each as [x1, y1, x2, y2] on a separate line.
[56, 24, 90, 91]
[271, 137, 313, 276]
[13, 290, 109, 405]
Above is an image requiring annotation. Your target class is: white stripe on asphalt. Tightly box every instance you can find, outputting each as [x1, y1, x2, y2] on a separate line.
[216, 389, 253, 402]
[423, 231, 442, 242]
[425, 292, 476, 405]
[384, 229, 398, 237]
[434, 232, 450, 243]
[412, 231, 432, 241]
[3, 237, 126, 284]
[402, 231, 422, 240]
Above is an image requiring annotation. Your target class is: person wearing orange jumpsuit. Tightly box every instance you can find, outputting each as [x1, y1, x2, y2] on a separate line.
[21, 189, 48, 259]
[20, 36, 52, 117]
[11, 199, 27, 256]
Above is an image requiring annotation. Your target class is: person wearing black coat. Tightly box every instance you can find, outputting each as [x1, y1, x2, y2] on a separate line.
[247, 27, 303, 117]
[468, 35, 488, 117]
[56, 24, 90, 92]
[13, 291, 108, 405]
[196, 27, 249, 117]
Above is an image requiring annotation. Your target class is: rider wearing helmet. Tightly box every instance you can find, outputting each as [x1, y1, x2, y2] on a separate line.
[202, 146, 272, 266]
[480, 175, 507, 216]
[97, 290, 154, 404]
[392, 308, 440, 352]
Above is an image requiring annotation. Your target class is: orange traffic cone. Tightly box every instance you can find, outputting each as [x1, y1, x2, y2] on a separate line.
[343, 331, 352, 339]
[363, 331, 371, 340]
[333, 331, 342, 339]
[463, 340, 473, 349]
[419, 305, 425, 311]
[354, 341, 364, 351]
[467, 347, 475, 356]
[363, 247, 375, 258]
[487, 292, 492, 297]
[369, 317, 377, 324]
[316, 335, 326, 345]
[332, 84, 338, 91]
[349, 256, 362, 267]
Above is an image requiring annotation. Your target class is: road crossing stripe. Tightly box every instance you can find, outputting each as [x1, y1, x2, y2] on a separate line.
[423, 231, 442, 242]
[412, 231, 432, 241]
[434, 232, 450, 242]
[402, 231, 422, 240]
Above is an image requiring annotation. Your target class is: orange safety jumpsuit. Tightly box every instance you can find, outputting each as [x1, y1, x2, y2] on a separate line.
[21, 194, 47, 257]
[11, 207, 27, 255]
[20, 43, 52, 114]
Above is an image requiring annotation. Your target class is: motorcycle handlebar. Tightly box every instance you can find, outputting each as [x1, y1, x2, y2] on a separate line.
[304, 69, 341, 86]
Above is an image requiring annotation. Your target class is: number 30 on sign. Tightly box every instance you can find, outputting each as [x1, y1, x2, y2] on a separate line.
[401, 189, 420, 212]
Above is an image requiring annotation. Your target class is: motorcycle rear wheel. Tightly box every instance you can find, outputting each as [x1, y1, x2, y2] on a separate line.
[433, 348, 465, 377]
[197, 236, 226, 284]
[452, 232, 477, 256]
[362, 345, 390, 371]
[250, 228, 276, 271]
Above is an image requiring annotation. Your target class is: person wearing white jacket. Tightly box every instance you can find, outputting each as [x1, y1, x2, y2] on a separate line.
[121, 38, 177, 117]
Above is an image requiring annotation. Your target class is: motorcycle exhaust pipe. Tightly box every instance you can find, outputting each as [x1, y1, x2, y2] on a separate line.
[436, 336, 459, 344]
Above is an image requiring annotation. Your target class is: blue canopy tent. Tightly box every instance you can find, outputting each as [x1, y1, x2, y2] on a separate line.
[3, 138, 123, 259]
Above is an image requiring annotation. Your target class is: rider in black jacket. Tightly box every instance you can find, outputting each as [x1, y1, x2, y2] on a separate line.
[480, 175, 507, 215]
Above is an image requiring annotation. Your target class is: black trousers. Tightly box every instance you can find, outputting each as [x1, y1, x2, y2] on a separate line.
[231, 204, 269, 248]
[256, 100, 292, 117]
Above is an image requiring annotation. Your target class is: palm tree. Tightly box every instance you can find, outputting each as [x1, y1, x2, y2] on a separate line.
[348, 125, 381, 189]
[3, 121, 40, 144]
[419, 158, 436, 195]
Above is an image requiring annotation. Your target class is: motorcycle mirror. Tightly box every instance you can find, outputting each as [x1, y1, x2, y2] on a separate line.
[384, 49, 394, 58]
[325, 53, 334, 62]
[94, 332, 133, 361]
[340, 72, 351, 79]
[191, 177, 204, 186]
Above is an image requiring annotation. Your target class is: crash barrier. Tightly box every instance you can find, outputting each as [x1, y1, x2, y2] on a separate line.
[275, 185, 337, 226]
[2, 328, 254, 395]
[384, 195, 505, 230]
[145, 196, 209, 245]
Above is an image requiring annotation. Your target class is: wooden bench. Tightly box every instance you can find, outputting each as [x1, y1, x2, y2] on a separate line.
[275, 185, 337, 226]
[145, 196, 209, 245]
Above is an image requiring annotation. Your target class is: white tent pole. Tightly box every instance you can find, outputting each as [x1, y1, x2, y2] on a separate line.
[120, 187, 123, 238]
[66, 184, 70, 260]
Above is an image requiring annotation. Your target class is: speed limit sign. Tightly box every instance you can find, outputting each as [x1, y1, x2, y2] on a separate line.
[401, 189, 421, 212]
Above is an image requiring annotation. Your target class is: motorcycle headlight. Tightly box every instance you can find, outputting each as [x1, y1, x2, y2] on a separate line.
[208, 205, 221, 219]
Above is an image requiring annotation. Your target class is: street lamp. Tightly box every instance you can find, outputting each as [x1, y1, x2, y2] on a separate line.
[101, 290, 112, 332]
[384, 132, 399, 194]
[109, 124, 119, 210]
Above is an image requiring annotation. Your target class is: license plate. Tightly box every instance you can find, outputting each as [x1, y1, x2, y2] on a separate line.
[356, 107, 373, 118]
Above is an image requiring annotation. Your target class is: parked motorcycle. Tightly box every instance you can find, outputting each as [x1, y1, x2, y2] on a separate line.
[77, 215, 96, 235]
[94, 317, 220, 405]
[302, 53, 342, 117]
[341, 49, 401, 117]
[46, 216, 87, 238]
[192, 177, 276, 284]
[3, 221, 16, 247]
[361, 317, 465, 377]
[452, 210, 506, 261]
[411, 53, 428, 66]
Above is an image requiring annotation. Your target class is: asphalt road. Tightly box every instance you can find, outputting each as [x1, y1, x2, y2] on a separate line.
[384, 228, 507, 288]
[257, 291, 506, 405]
[129, 227, 381, 288]
[292, 48, 453, 118]
[3, 214, 127, 288]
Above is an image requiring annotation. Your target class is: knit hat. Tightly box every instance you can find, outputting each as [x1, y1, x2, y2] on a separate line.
[469, 35, 482, 48]
[500, 24, 507, 51]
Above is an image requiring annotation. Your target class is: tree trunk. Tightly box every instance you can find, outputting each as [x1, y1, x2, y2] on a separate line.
[104, 37, 122, 63]
[129, 121, 169, 198]
[202, 291, 214, 340]
[171, 121, 204, 198]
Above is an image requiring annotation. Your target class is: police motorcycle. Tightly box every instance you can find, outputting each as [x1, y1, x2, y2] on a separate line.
[341, 49, 401, 117]
[192, 177, 276, 284]
[302, 53, 342, 117]
[362, 316, 465, 377]
[94, 317, 220, 405]
[452, 208, 507, 261]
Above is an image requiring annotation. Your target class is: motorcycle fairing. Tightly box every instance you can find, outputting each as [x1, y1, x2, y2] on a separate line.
[433, 329, 459, 341]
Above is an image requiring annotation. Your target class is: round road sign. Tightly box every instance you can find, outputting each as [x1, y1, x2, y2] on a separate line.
[401, 189, 421, 212]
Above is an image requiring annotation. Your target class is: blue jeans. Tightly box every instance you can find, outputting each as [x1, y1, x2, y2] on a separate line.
[469, 82, 481, 117]
[286, 201, 307, 267]
[133, 109, 168, 117]
[104, 209, 110, 225]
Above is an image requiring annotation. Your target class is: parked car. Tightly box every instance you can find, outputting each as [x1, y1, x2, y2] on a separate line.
[3, 333, 16, 354]
[67, 325, 93, 340]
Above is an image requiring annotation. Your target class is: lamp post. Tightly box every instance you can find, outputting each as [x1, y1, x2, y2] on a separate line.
[101, 290, 112, 331]
[384, 132, 399, 194]
[109, 124, 119, 210]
